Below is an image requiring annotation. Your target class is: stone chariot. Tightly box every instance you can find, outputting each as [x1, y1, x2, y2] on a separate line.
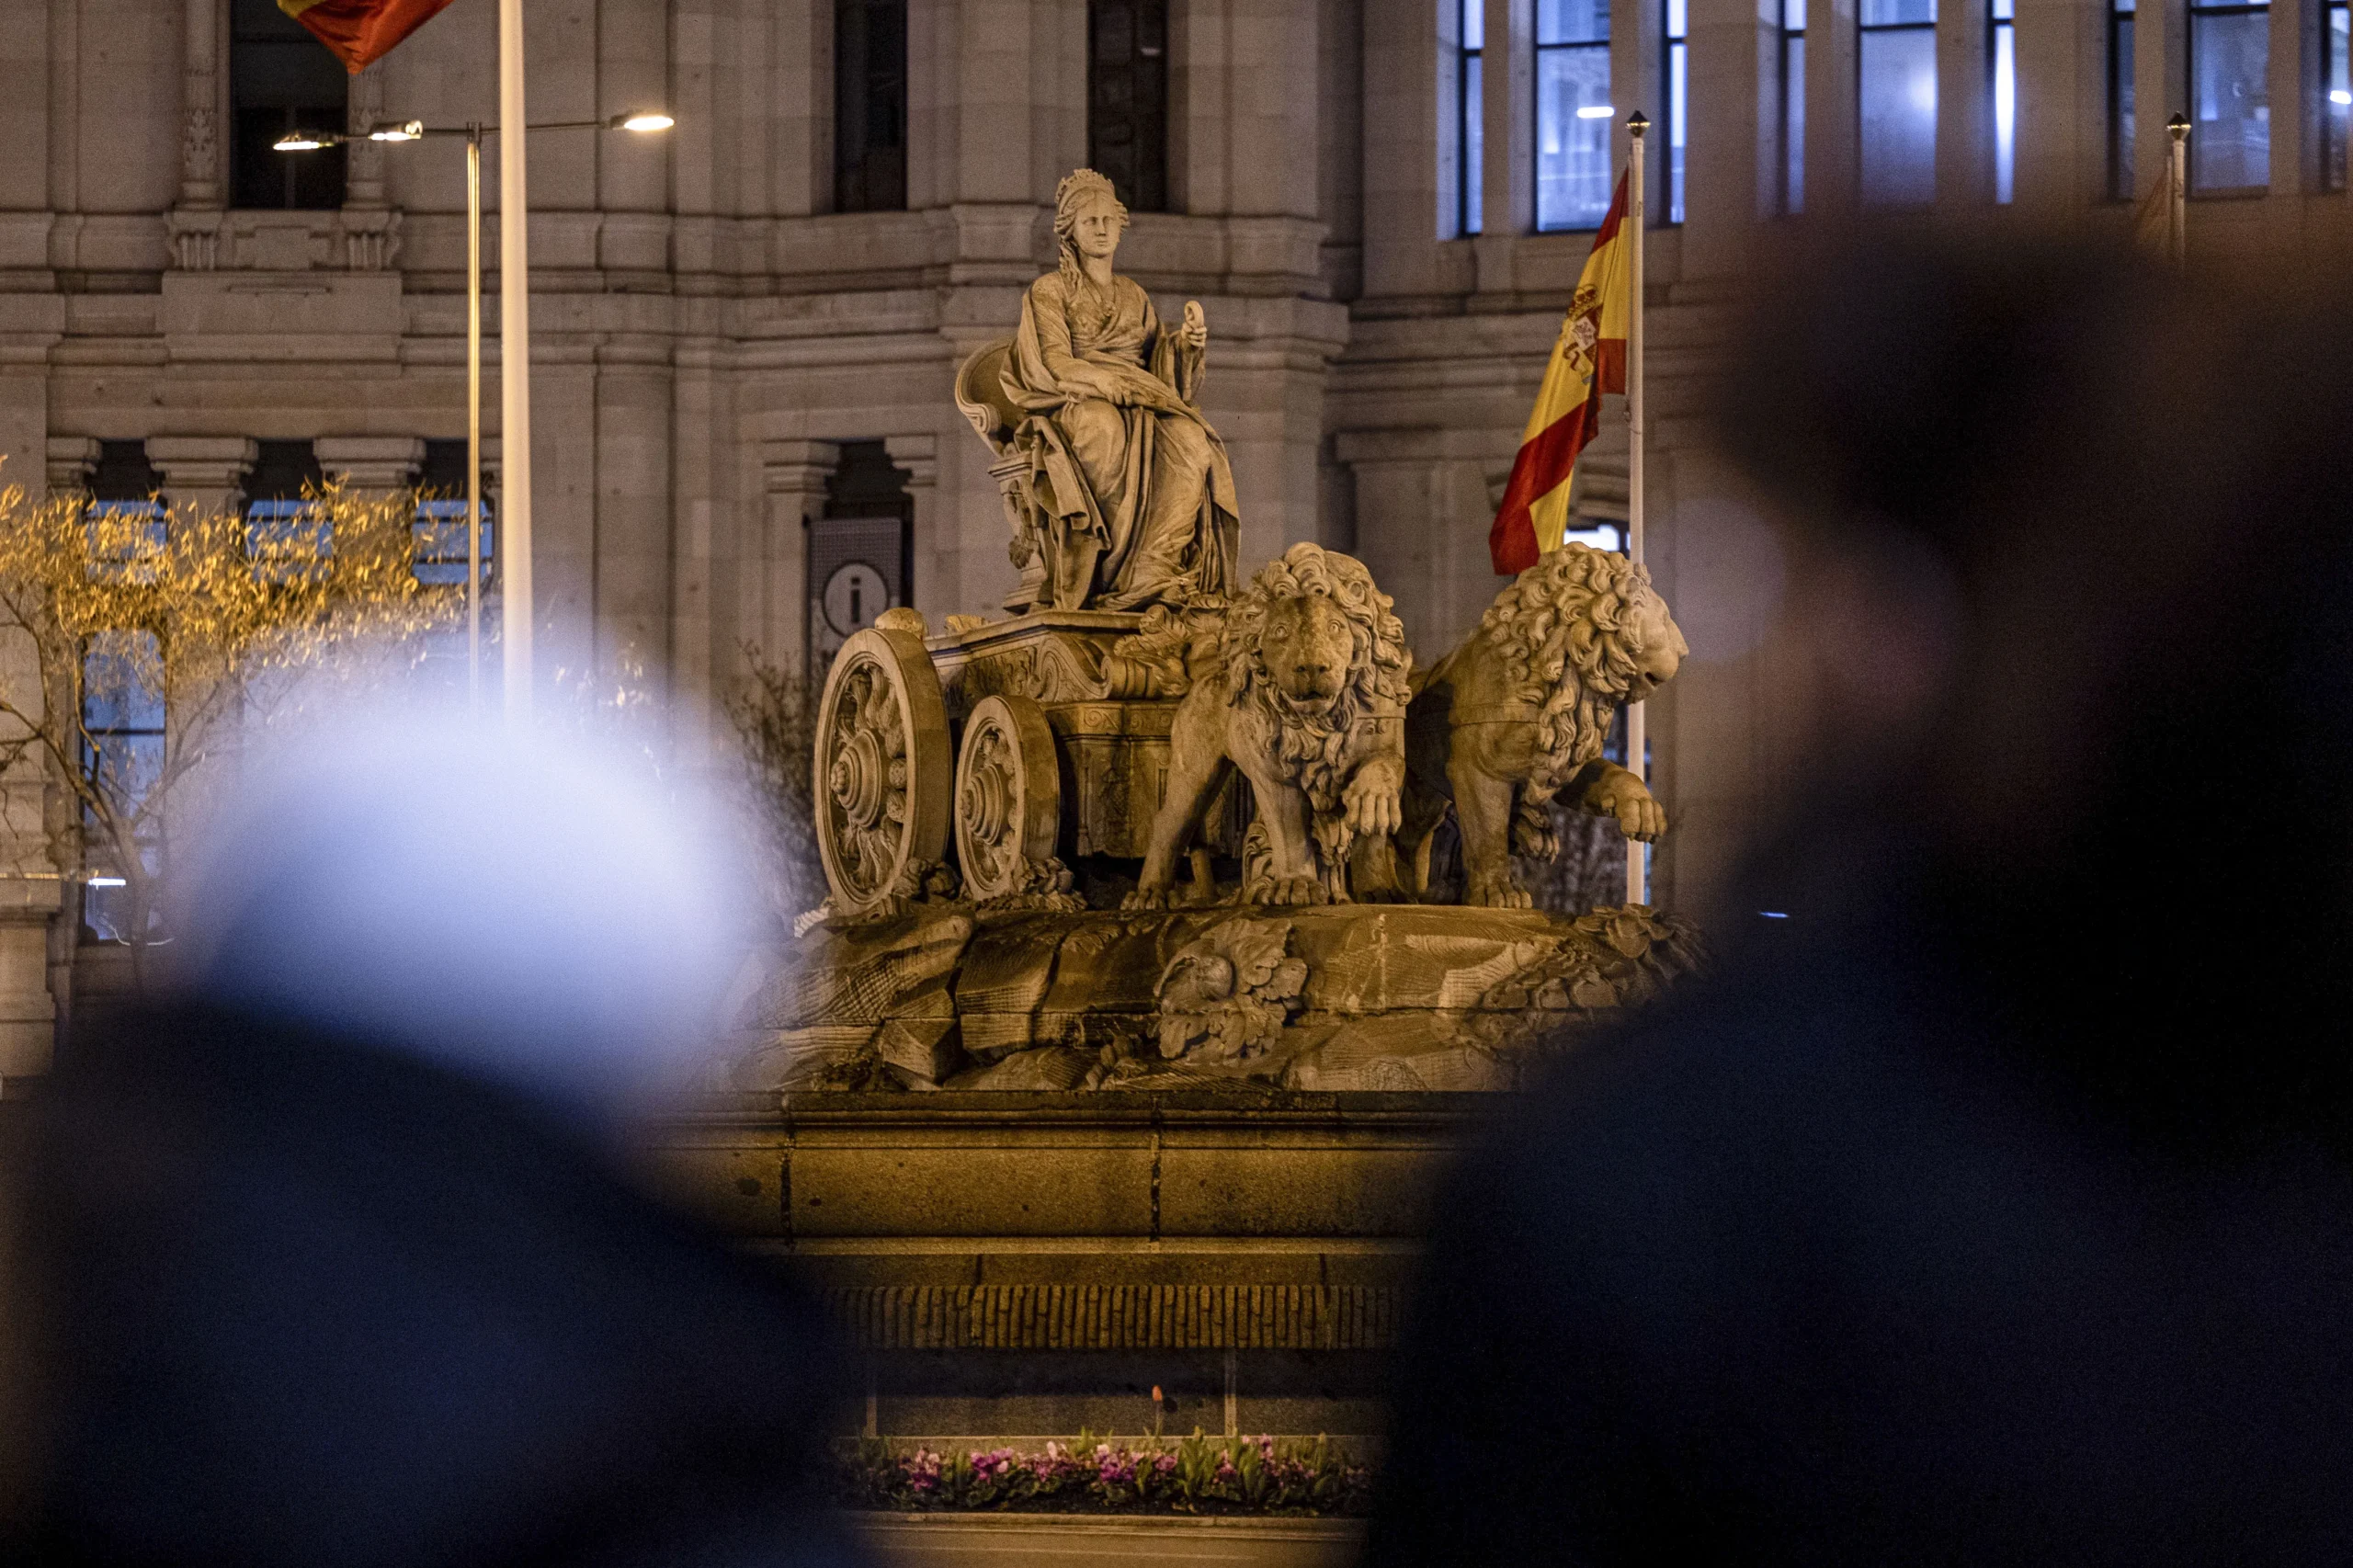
[810, 337, 1233, 920]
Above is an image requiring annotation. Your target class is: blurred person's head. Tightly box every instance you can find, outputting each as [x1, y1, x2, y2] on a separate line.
[0, 709, 847, 1568]
[1711, 227, 2353, 1141]
[165, 711, 747, 1129]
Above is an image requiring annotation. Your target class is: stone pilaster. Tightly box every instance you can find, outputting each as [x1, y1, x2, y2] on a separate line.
[145, 436, 257, 517]
[46, 436, 100, 496]
[758, 439, 839, 677]
[883, 433, 941, 622]
[314, 436, 426, 492]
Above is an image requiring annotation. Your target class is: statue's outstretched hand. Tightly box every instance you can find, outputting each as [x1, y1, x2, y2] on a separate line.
[1180, 300, 1208, 351]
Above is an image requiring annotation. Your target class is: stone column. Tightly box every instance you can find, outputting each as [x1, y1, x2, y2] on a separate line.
[774, 0, 835, 216]
[594, 355, 677, 693]
[2131, 0, 2183, 198]
[0, 872, 61, 1084]
[1362, 0, 1454, 299]
[46, 437, 100, 497]
[1806, 0, 1863, 214]
[758, 439, 838, 678]
[883, 434, 943, 623]
[1682, 0, 1773, 279]
[146, 437, 257, 516]
[1938, 0, 1995, 206]
[2270, 0, 2317, 192]
[2009, 0, 2095, 217]
[1336, 428, 1515, 660]
[0, 433, 76, 1075]
[1478, 0, 1536, 288]
[180, 0, 224, 210]
[314, 436, 426, 492]
[346, 61, 389, 208]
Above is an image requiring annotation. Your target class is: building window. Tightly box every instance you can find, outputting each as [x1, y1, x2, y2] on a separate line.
[244, 440, 329, 585]
[1859, 0, 1938, 206]
[2188, 0, 2270, 192]
[1090, 0, 1169, 212]
[1985, 0, 2023, 199]
[1779, 0, 1808, 213]
[1451, 0, 1486, 236]
[1991, 0, 2016, 202]
[835, 0, 908, 212]
[2323, 0, 2348, 190]
[231, 0, 347, 210]
[2109, 0, 2136, 198]
[1665, 0, 1688, 221]
[80, 628, 166, 943]
[415, 439, 495, 589]
[1538, 0, 1615, 230]
[809, 442, 913, 677]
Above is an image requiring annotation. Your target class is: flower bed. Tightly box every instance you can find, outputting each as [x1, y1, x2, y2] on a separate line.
[830, 1432, 1374, 1517]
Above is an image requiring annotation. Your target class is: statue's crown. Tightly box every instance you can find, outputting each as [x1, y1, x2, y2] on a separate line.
[1055, 167, 1121, 216]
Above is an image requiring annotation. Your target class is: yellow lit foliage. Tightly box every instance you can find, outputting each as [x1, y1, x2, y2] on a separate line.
[0, 473, 462, 960]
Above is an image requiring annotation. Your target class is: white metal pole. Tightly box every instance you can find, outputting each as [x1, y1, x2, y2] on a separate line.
[2166, 113, 2189, 271]
[466, 125, 483, 711]
[1624, 112, 1649, 908]
[497, 0, 535, 727]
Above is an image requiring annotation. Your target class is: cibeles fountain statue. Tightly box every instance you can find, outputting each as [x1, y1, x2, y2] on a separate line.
[738, 169, 1701, 1095]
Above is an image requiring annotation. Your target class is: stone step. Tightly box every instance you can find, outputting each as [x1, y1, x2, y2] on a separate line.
[849, 1513, 1367, 1568]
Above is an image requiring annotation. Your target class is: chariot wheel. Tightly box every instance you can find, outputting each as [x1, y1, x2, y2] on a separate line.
[814, 621, 952, 915]
[953, 694, 1063, 901]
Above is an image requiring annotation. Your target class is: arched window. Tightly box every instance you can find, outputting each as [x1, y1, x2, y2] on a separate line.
[1090, 0, 1170, 211]
[2188, 0, 2270, 192]
[835, 0, 908, 211]
[1537, 0, 1614, 230]
[231, 0, 347, 210]
[1859, 0, 1938, 206]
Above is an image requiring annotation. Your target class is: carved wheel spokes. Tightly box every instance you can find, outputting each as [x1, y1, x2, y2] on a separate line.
[814, 625, 951, 915]
[953, 694, 1063, 900]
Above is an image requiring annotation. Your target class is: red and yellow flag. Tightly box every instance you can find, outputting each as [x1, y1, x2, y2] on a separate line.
[278, 0, 459, 74]
[1488, 172, 1632, 575]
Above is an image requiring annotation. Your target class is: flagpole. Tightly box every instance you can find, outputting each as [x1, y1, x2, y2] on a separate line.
[1624, 111, 1649, 909]
[2165, 112, 2189, 271]
[466, 123, 483, 712]
[498, 0, 535, 729]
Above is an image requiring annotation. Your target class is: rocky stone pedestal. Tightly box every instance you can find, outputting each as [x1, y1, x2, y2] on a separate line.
[645, 900, 1700, 1442]
[727, 901, 1701, 1095]
[639, 1089, 1468, 1443]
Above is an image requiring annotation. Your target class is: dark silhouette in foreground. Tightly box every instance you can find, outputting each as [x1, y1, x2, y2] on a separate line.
[0, 725, 855, 1568]
[1370, 237, 2353, 1565]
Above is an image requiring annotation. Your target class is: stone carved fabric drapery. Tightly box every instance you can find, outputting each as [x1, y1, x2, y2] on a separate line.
[1000, 174, 1240, 610]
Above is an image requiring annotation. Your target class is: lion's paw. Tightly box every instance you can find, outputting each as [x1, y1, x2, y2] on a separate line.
[1122, 885, 1177, 911]
[1464, 869, 1532, 909]
[1245, 875, 1331, 907]
[1511, 822, 1562, 862]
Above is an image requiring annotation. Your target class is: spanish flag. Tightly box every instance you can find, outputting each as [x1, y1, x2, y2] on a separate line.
[1488, 172, 1632, 574]
[278, 0, 459, 74]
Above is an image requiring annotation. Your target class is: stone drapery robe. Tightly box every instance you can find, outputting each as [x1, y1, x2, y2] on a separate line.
[1003, 269, 1241, 609]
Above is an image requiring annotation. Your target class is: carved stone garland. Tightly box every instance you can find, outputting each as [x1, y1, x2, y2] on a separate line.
[954, 694, 1082, 910]
[814, 623, 954, 919]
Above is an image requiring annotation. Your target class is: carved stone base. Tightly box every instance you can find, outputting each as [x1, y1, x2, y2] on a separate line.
[725, 902, 1702, 1094]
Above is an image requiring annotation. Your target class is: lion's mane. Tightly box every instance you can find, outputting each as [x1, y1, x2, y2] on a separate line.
[1476, 542, 1659, 783]
[1224, 542, 1412, 815]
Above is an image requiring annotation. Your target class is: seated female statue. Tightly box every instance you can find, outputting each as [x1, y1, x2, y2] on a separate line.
[1003, 168, 1241, 610]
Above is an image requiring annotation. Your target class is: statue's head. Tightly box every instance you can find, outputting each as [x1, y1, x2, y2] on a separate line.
[1479, 541, 1688, 767]
[1226, 543, 1413, 725]
[1055, 168, 1129, 271]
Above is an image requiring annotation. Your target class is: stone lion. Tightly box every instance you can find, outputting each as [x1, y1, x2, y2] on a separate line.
[1396, 542, 1686, 908]
[1124, 543, 1412, 908]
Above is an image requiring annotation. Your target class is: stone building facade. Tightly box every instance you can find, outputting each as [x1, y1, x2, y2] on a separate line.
[1, 0, 2346, 1074]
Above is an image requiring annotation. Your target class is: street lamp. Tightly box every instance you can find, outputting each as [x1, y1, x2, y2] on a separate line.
[275, 108, 674, 718]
